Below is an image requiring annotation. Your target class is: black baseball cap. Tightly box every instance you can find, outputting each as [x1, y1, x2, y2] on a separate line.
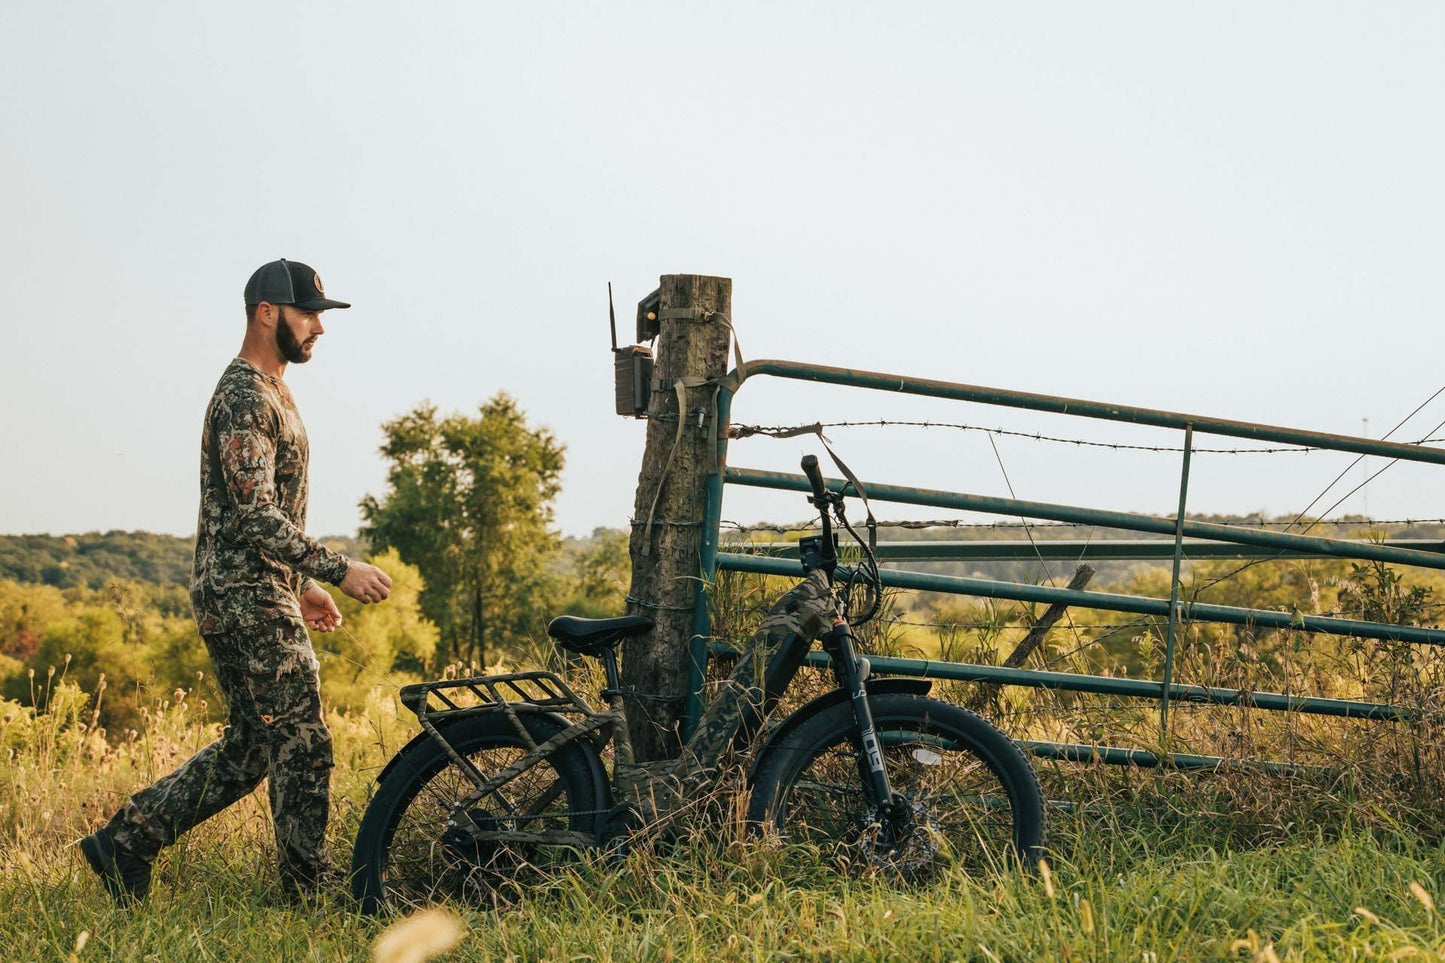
[244, 258, 351, 310]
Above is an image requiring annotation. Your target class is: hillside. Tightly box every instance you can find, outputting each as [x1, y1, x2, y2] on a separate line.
[7, 514, 1432, 590]
[0, 531, 369, 588]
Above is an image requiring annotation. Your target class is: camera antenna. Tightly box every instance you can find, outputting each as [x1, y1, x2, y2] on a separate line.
[608, 281, 619, 352]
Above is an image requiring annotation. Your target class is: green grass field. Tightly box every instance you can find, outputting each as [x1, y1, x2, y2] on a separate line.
[6, 680, 1445, 962]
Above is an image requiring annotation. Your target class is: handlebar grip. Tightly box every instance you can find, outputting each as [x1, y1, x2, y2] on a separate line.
[800, 454, 828, 501]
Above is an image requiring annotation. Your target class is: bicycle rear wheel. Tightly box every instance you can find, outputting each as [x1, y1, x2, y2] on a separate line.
[748, 693, 1044, 877]
[351, 712, 606, 913]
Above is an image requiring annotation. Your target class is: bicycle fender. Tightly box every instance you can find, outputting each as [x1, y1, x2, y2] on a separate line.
[375, 706, 583, 785]
[746, 677, 932, 784]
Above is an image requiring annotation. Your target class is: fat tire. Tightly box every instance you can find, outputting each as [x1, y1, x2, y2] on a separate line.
[748, 693, 1044, 873]
[351, 712, 605, 914]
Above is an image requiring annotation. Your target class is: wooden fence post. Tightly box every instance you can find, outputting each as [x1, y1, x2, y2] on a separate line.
[965, 564, 1095, 715]
[622, 274, 733, 762]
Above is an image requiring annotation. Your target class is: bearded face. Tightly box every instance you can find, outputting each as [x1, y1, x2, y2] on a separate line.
[275, 309, 316, 363]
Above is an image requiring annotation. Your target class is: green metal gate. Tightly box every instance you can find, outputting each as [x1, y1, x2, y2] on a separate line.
[683, 359, 1445, 771]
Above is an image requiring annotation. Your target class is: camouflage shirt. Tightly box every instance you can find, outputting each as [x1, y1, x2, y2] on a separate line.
[190, 357, 351, 634]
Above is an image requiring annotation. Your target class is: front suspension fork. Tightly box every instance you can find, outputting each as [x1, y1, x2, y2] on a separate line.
[821, 617, 899, 817]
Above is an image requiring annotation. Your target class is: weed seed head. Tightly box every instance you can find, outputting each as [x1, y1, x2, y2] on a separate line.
[371, 906, 465, 963]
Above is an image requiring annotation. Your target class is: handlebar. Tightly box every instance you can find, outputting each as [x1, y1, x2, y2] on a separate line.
[797, 453, 882, 627]
[800, 454, 828, 503]
[797, 455, 837, 576]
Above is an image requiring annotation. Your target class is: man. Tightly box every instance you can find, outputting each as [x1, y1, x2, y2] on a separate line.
[79, 258, 393, 904]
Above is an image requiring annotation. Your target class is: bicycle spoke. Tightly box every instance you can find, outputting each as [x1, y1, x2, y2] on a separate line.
[380, 742, 583, 905]
[777, 723, 1025, 876]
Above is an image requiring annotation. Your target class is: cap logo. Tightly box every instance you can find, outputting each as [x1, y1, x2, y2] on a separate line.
[314, 273, 325, 294]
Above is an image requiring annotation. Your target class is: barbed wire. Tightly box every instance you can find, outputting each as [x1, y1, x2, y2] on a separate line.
[731, 419, 1445, 455]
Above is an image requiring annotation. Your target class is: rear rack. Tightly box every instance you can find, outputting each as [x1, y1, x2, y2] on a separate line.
[396, 670, 610, 796]
[398, 671, 596, 723]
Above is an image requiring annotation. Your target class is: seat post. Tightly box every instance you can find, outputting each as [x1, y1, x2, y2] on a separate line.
[598, 644, 636, 772]
[599, 647, 622, 696]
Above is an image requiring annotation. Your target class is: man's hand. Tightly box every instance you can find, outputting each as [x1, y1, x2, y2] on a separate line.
[339, 561, 393, 605]
[300, 584, 343, 632]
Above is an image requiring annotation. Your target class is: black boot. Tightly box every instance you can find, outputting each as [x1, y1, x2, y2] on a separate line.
[280, 864, 348, 905]
[79, 829, 153, 904]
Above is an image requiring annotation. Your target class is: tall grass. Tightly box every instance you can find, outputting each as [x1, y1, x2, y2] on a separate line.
[5, 657, 1445, 961]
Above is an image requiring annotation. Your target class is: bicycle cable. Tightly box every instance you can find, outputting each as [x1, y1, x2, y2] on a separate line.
[831, 491, 884, 627]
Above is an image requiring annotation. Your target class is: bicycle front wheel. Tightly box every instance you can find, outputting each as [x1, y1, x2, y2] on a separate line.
[748, 693, 1044, 877]
[351, 712, 606, 914]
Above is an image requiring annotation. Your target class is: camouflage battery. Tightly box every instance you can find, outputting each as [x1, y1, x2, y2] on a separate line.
[617, 569, 837, 825]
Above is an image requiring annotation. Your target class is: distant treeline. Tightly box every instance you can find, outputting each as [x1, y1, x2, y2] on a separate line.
[721, 513, 1445, 584]
[4, 515, 1434, 590]
[0, 526, 630, 729]
[0, 531, 369, 588]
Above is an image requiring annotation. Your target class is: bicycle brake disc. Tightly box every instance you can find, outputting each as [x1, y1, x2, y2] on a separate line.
[852, 799, 939, 876]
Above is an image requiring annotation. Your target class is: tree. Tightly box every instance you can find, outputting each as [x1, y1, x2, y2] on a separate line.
[316, 549, 438, 706]
[360, 393, 565, 667]
[557, 528, 629, 620]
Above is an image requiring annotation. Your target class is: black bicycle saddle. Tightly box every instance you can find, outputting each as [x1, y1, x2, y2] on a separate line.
[546, 615, 654, 655]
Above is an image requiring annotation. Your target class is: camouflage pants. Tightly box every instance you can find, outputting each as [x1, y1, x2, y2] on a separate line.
[104, 620, 334, 886]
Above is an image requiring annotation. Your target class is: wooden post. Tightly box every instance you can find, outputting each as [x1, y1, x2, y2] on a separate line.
[622, 274, 733, 762]
[966, 564, 1094, 715]
[1001, 564, 1095, 669]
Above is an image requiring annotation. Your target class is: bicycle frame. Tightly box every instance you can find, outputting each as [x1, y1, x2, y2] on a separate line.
[393, 563, 892, 847]
[390, 451, 917, 848]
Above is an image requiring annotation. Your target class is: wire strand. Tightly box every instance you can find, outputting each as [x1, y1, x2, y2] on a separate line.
[730, 418, 1445, 455]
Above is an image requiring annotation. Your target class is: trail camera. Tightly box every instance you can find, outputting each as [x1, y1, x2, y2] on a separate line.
[636, 287, 661, 342]
[609, 283, 654, 418]
[614, 345, 653, 417]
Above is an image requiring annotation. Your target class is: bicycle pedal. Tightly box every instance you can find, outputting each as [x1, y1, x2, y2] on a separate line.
[597, 804, 647, 859]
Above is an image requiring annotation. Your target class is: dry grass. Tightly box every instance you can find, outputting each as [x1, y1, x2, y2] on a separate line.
[2, 659, 1445, 961]
[6, 553, 1445, 959]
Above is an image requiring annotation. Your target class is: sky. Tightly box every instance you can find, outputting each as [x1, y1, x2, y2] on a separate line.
[3, 2, 1444, 540]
